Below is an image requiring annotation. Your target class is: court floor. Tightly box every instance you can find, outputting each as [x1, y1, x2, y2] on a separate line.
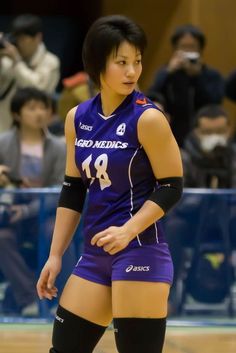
[0, 321, 236, 353]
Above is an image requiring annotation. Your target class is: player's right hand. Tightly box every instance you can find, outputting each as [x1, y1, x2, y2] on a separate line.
[36, 255, 62, 300]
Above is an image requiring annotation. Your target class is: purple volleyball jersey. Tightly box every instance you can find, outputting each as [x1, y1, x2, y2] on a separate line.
[74, 90, 166, 254]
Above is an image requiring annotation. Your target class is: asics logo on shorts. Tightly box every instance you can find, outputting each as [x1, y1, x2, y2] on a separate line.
[125, 265, 150, 272]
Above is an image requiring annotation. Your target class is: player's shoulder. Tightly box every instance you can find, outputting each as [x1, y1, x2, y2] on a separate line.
[75, 94, 98, 115]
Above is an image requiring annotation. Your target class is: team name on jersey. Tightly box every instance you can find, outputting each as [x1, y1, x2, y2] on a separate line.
[75, 138, 128, 149]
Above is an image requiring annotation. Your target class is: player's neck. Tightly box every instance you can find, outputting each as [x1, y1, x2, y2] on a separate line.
[100, 90, 127, 117]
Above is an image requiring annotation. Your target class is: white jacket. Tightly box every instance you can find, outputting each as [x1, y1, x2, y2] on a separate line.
[0, 43, 60, 132]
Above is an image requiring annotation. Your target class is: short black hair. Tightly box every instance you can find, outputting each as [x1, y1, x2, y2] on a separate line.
[10, 14, 42, 37]
[171, 24, 206, 49]
[195, 105, 229, 125]
[10, 87, 50, 127]
[82, 15, 147, 87]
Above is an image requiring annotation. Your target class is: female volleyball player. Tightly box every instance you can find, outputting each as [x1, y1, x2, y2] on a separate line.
[37, 15, 183, 353]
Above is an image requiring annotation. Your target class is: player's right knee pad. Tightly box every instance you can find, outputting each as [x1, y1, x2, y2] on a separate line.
[49, 305, 107, 353]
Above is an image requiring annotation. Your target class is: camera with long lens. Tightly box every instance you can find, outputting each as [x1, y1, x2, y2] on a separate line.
[0, 33, 15, 49]
[183, 51, 200, 64]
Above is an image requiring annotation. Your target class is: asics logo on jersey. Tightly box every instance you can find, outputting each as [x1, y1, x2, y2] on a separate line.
[79, 122, 93, 131]
[125, 265, 150, 272]
[116, 123, 126, 136]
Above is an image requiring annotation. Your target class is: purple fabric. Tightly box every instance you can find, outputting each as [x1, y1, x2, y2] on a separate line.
[72, 243, 173, 286]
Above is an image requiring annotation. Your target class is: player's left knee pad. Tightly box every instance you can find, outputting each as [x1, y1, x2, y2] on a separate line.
[50, 305, 107, 353]
[113, 317, 166, 353]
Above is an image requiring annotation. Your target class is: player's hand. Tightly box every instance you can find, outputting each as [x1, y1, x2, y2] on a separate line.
[91, 225, 133, 255]
[36, 255, 61, 300]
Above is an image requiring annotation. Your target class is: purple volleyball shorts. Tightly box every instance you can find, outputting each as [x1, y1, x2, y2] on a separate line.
[72, 242, 173, 286]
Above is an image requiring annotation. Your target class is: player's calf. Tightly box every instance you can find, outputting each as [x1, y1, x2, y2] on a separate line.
[49, 305, 107, 353]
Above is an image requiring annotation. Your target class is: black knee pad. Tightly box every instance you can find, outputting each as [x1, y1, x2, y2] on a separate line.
[50, 305, 107, 353]
[113, 317, 166, 353]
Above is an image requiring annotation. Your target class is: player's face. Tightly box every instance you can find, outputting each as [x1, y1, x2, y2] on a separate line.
[101, 41, 142, 95]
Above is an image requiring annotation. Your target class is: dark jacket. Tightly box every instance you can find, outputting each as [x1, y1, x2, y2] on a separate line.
[148, 65, 224, 146]
[225, 70, 236, 102]
[182, 132, 236, 188]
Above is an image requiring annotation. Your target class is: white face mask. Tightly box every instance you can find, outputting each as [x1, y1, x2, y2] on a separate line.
[200, 134, 228, 152]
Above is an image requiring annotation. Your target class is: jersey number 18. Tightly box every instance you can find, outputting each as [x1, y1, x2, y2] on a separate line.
[82, 153, 112, 190]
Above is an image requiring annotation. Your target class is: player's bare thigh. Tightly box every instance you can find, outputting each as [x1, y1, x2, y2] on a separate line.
[59, 274, 112, 326]
[112, 281, 170, 318]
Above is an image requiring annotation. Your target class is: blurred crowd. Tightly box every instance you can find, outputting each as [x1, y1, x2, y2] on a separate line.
[0, 14, 236, 317]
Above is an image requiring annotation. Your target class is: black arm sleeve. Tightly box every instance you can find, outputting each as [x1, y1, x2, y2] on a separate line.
[58, 175, 87, 213]
[148, 176, 183, 213]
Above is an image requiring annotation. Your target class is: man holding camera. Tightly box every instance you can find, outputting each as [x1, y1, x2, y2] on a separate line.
[148, 24, 224, 146]
[0, 14, 60, 133]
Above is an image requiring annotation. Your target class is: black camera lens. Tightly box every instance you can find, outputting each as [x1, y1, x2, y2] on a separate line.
[0, 37, 6, 49]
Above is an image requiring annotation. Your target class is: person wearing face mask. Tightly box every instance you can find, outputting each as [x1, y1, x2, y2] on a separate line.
[165, 104, 236, 315]
[0, 14, 60, 133]
[147, 24, 224, 147]
[182, 104, 236, 188]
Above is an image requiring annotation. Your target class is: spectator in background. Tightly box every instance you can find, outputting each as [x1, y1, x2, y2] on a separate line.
[148, 24, 224, 146]
[0, 87, 73, 316]
[0, 14, 60, 133]
[182, 104, 236, 188]
[165, 104, 236, 314]
[225, 69, 236, 102]
[146, 91, 171, 122]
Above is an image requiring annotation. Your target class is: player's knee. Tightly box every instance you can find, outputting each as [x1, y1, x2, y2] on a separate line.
[113, 317, 166, 353]
[50, 305, 107, 353]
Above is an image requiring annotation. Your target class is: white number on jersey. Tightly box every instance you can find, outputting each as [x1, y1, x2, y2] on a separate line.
[82, 153, 112, 190]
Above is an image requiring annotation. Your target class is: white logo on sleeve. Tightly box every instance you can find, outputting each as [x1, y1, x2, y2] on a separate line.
[125, 265, 150, 272]
[79, 122, 93, 131]
[116, 123, 126, 136]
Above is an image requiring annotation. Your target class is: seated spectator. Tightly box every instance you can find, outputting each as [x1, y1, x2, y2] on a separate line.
[0, 14, 60, 132]
[165, 104, 236, 314]
[148, 24, 224, 146]
[0, 87, 75, 316]
[183, 104, 236, 188]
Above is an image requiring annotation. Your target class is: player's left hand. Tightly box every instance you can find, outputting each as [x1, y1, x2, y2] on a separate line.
[91, 225, 133, 255]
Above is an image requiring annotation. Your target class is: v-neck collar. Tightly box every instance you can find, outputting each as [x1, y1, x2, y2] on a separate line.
[97, 90, 135, 120]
